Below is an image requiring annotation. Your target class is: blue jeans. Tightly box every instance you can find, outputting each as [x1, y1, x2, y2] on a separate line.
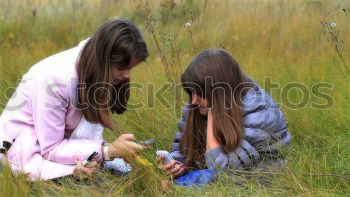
[174, 169, 217, 188]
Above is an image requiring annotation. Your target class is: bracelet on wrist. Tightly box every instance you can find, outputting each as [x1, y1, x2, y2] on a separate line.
[102, 142, 111, 161]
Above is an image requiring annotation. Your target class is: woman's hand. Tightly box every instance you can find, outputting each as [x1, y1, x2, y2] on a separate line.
[109, 133, 147, 159]
[73, 161, 99, 178]
[157, 155, 185, 178]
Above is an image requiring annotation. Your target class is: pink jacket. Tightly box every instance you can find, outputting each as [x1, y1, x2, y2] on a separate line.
[0, 39, 104, 180]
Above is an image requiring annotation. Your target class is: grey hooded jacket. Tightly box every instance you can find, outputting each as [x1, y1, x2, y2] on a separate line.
[170, 85, 292, 170]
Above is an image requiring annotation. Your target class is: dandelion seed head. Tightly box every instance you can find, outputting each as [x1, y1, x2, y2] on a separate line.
[330, 22, 336, 28]
[185, 22, 191, 28]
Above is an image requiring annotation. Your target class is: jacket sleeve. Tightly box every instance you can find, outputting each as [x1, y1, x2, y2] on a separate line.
[169, 104, 189, 164]
[204, 88, 292, 170]
[29, 77, 104, 165]
[6, 121, 76, 180]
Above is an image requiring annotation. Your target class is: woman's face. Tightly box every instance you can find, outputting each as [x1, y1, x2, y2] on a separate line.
[191, 92, 209, 116]
[110, 59, 140, 85]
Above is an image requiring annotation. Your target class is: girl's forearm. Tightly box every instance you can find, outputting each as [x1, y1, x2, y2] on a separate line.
[206, 110, 220, 151]
[206, 128, 220, 151]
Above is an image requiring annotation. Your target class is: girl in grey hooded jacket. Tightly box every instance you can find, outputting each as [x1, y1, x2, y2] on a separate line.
[158, 48, 291, 178]
[171, 86, 291, 170]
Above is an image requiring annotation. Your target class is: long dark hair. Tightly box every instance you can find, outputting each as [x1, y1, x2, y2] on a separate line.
[76, 19, 149, 130]
[180, 48, 256, 170]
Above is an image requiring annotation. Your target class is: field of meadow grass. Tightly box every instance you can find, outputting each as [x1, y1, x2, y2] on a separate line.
[0, 0, 350, 196]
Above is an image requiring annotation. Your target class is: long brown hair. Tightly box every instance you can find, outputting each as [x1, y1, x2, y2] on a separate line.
[76, 19, 148, 130]
[180, 48, 256, 170]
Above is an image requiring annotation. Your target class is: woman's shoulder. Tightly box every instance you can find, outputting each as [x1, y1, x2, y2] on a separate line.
[20, 43, 85, 102]
[242, 85, 280, 114]
[23, 44, 83, 85]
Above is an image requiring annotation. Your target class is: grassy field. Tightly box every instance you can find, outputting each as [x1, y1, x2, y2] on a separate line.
[0, 0, 350, 196]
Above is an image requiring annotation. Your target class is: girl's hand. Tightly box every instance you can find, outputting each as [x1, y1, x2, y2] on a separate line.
[109, 133, 148, 159]
[157, 155, 185, 178]
[73, 161, 99, 178]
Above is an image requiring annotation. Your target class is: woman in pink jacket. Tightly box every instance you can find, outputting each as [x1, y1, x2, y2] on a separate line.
[0, 19, 149, 180]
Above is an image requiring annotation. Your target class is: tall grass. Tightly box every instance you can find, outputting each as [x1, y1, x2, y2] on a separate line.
[0, 0, 349, 196]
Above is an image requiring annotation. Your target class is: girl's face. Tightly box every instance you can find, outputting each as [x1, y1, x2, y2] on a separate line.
[191, 92, 209, 116]
[110, 67, 130, 85]
[110, 59, 140, 85]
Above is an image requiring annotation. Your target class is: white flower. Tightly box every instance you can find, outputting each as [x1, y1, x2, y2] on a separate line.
[185, 22, 191, 28]
[330, 22, 336, 28]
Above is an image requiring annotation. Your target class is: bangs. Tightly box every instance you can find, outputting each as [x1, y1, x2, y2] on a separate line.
[110, 34, 149, 70]
[181, 71, 205, 98]
[110, 52, 130, 68]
